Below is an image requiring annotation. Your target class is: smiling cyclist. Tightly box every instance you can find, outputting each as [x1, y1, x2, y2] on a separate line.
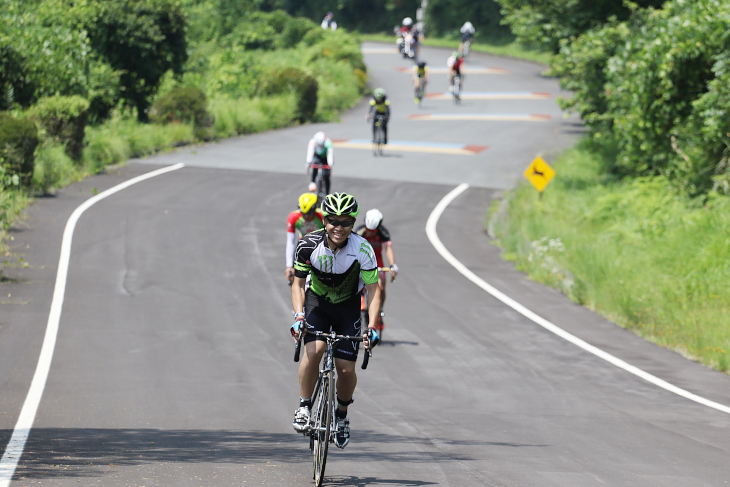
[290, 193, 381, 449]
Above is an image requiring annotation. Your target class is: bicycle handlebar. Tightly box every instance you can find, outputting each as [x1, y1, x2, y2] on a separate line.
[310, 163, 331, 170]
[292, 330, 373, 368]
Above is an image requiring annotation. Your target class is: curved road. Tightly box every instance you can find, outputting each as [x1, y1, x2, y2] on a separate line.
[2, 43, 730, 486]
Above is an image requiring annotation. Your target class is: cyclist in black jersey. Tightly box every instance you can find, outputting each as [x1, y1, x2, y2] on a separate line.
[290, 193, 381, 449]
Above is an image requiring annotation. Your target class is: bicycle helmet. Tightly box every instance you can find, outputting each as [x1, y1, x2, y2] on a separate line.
[402, 17, 413, 26]
[313, 131, 327, 148]
[373, 87, 386, 99]
[298, 192, 318, 214]
[417, 61, 427, 69]
[321, 193, 359, 218]
[365, 209, 383, 230]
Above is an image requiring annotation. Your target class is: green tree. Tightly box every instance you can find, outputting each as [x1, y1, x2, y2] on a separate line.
[85, 0, 188, 121]
[497, 0, 666, 52]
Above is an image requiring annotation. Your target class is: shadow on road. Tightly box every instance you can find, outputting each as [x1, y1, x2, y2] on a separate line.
[1, 426, 545, 481]
[378, 340, 419, 347]
[326, 476, 438, 486]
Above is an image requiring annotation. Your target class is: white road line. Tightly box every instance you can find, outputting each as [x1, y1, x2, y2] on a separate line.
[0, 163, 185, 486]
[426, 183, 730, 415]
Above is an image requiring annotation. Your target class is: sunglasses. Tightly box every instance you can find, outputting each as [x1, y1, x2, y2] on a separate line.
[326, 218, 355, 228]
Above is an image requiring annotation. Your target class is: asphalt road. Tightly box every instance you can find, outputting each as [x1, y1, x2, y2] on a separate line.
[2, 43, 730, 487]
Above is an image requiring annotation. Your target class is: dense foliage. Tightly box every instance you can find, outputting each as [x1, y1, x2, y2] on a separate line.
[497, 0, 666, 52]
[0, 113, 38, 187]
[426, 0, 510, 41]
[551, 0, 730, 195]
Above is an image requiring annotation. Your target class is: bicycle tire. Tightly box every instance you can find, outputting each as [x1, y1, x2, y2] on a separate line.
[454, 76, 461, 104]
[315, 173, 326, 203]
[312, 373, 332, 486]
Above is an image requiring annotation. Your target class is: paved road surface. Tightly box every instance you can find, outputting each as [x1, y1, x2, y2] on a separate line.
[2, 43, 730, 487]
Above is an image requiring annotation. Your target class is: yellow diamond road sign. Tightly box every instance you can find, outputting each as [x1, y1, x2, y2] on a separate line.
[524, 156, 555, 192]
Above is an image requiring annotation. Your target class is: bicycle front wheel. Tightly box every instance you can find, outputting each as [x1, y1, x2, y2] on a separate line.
[312, 372, 333, 486]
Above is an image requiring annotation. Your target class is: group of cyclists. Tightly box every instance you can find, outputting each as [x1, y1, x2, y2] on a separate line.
[284, 16, 476, 453]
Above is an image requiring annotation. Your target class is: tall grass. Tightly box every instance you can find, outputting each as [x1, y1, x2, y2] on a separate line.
[209, 93, 297, 137]
[494, 141, 730, 372]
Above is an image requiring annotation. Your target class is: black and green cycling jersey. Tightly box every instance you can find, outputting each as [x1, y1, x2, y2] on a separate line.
[294, 229, 378, 304]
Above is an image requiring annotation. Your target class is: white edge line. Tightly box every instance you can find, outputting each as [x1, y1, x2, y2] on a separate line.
[0, 162, 185, 486]
[426, 183, 730, 415]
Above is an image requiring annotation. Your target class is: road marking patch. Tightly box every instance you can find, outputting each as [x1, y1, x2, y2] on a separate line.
[427, 184, 730, 416]
[425, 92, 551, 100]
[409, 113, 551, 122]
[0, 163, 186, 487]
[332, 139, 487, 155]
[396, 66, 509, 74]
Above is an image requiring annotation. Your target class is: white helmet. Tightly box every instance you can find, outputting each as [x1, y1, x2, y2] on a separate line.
[463, 21, 474, 30]
[313, 131, 327, 148]
[402, 17, 413, 26]
[365, 208, 383, 230]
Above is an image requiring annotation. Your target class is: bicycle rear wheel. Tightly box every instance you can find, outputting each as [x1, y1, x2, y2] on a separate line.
[453, 77, 461, 104]
[315, 173, 326, 203]
[312, 373, 332, 486]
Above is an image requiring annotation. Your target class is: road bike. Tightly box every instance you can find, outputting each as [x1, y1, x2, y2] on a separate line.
[415, 78, 426, 107]
[294, 331, 373, 486]
[310, 163, 331, 204]
[462, 38, 471, 60]
[360, 267, 394, 341]
[452, 73, 462, 104]
[372, 115, 386, 156]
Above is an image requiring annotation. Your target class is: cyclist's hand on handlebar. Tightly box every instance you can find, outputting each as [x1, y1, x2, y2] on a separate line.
[363, 327, 380, 349]
[285, 267, 294, 283]
[291, 313, 306, 341]
[366, 113, 371, 121]
[389, 263, 399, 281]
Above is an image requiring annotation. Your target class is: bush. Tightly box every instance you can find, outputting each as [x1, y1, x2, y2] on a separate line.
[277, 17, 318, 48]
[259, 68, 318, 122]
[0, 113, 38, 186]
[150, 86, 213, 128]
[29, 95, 90, 161]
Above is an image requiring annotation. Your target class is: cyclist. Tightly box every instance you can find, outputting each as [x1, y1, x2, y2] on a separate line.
[399, 17, 413, 35]
[459, 21, 475, 54]
[285, 193, 325, 284]
[412, 60, 429, 103]
[321, 12, 337, 30]
[355, 209, 398, 331]
[447, 51, 465, 92]
[306, 131, 333, 194]
[366, 88, 390, 145]
[290, 193, 381, 449]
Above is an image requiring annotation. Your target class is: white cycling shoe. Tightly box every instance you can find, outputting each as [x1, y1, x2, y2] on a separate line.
[308, 182, 316, 192]
[293, 406, 311, 433]
[334, 416, 350, 448]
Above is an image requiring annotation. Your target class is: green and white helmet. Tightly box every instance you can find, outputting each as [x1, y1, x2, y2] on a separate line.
[321, 192, 359, 218]
[373, 88, 386, 99]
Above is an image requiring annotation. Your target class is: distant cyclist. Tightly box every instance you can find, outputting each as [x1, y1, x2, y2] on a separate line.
[459, 21, 475, 54]
[321, 12, 337, 30]
[355, 209, 398, 331]
[306, 131, 333, 194]
[447, 51, 465, 92]
[285, 193, 324, 284]
[412, 60, 429, 103]
[366, 88, 390, 145]
[290, 193, 381, 449]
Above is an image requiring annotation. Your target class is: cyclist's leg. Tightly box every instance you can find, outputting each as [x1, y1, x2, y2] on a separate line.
[299, 292, 330, 399]
[371, 119, 377, 142]
[383, 118, 389, 144]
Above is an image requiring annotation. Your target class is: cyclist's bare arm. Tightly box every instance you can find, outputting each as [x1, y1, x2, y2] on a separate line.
[363, 281, 381, 349]
[291, 276, 307, 339]
[385, 244, 397, 279]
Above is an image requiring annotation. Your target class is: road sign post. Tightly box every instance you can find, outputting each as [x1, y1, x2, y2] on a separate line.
[523, 156, 555, 199]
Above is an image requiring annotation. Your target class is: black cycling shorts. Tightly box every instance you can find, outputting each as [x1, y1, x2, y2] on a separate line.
[461, 32, 473, 42]
[304, 290, 361, 361]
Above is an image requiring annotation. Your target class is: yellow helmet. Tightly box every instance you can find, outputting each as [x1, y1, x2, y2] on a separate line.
[298, 193, 318, 214]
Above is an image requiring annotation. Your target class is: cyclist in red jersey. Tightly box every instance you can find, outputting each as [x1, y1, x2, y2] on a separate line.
[285, 193, 324, 283]
[355, 209, 398, 330]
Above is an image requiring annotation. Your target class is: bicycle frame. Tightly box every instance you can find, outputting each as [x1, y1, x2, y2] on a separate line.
[293, 330, 371, 486]
[310, 163, 331, 203]
[372, 115, 386, 156]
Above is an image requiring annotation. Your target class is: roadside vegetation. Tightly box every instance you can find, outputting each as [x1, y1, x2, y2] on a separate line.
[493, 0, 730, 373]
[0, 0, 366, 246]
